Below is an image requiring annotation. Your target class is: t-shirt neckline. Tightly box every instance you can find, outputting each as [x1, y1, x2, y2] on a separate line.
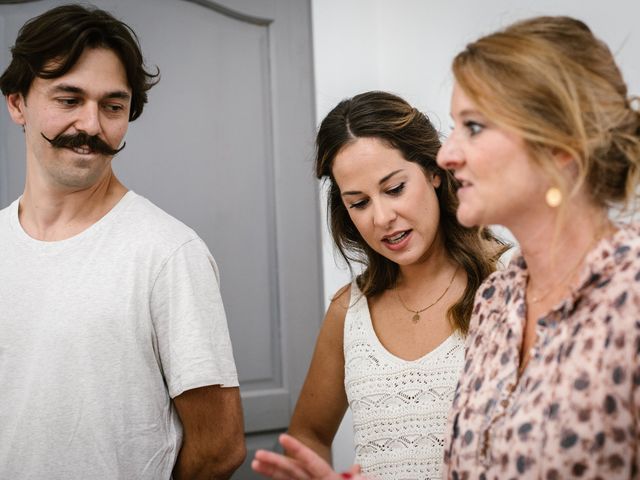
[9, 190, 137, 253]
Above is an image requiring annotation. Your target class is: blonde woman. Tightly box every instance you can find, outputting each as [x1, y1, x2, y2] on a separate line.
[439, 15, 639, 478]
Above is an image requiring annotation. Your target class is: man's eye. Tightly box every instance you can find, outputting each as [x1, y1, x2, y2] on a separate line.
[57, 98, 78, 106]
[104, 104, 124, 112]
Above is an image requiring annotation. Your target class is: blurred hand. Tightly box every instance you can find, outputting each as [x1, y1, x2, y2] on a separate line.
[252, 433, 364, 480]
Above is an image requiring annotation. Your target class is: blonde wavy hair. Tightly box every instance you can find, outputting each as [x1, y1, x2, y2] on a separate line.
[452, 16, 640, 212]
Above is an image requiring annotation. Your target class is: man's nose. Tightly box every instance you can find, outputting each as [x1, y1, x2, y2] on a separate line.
[74, 102, 102, 136]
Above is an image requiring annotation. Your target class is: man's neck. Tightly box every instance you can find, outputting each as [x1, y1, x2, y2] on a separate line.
[18, 171, 128, 241]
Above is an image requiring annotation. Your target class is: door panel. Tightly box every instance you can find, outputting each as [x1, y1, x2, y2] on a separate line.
[0, 1, 322, 477]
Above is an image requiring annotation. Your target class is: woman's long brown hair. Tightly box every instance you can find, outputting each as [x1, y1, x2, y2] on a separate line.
[315, 91, 507, 333]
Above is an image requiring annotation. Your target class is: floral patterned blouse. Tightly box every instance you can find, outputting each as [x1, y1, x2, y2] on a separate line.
[444, 223, 640, 479]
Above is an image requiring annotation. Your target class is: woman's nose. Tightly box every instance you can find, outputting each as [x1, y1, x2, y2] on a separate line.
[437, 135, 464, 170]
[372, 199, 397, 228]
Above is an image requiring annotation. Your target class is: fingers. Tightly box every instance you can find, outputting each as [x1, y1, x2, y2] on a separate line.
[346, 464, 362, 475]
[278, 434, 337, 477]
[252, 434, 345, 480]
[337, 465, 365, 480]
[252, 449, 311, 480]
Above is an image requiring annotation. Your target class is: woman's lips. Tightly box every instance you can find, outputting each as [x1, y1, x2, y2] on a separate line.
[382, 229, 412, 251]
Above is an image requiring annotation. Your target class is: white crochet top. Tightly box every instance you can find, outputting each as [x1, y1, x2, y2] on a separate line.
[344, 282, 465, 480]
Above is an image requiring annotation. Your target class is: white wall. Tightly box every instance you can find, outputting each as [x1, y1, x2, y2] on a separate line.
[311, 0, 640, 470]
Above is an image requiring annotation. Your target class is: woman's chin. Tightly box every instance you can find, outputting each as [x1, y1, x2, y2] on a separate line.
[456, 209, 481, 228]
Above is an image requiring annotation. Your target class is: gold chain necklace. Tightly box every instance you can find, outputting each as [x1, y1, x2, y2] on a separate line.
[396, 267, 458, 324]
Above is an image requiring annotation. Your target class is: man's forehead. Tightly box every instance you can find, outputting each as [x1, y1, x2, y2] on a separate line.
[41, 46, 122, 69]
[35, 48, 132, 95]
[44, 82, 131, 100]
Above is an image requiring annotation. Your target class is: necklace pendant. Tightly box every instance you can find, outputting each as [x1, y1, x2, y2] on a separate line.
[412, 313, 420, 323]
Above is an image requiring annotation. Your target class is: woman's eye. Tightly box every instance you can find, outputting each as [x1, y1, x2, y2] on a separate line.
[464, 120, 484, 136]
[349, 199, 368, 209]
[387, 182, 405, 195]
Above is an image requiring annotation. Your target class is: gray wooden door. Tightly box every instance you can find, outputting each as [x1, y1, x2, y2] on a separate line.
[0, 0, 322, 477]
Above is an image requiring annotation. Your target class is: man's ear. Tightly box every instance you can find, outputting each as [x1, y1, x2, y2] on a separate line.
[6, 93, 26, 126]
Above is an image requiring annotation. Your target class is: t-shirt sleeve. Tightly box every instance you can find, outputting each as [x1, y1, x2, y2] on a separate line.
[150, 237, 239, 398]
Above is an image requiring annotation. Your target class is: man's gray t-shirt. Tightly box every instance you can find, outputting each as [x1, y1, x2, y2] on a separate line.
[0, 191, 239, 479]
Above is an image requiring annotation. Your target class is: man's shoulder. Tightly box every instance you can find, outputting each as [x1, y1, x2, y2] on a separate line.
[0, 198, 17, 217]
[0, 198, 19, 234]
[0, 205, 10, 225]
[117, 192, 201, 249]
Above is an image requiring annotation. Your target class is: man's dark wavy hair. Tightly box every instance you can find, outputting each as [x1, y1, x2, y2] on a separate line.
[0, 3, 159, 121]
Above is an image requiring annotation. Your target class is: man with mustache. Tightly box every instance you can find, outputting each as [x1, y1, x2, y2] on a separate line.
[0, 4, 245, 479]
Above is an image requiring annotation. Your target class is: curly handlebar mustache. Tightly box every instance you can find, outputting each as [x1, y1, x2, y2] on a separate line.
[41, 132, 126, 156]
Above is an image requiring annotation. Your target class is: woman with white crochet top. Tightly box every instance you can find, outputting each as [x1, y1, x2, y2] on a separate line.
[260, 91, 505, 479]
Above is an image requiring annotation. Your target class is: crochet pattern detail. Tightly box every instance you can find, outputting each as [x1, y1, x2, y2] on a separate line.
[344, 283, 464, 480]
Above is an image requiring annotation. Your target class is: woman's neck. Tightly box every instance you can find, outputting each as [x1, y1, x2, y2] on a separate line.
[510, 200, 612, 298]
[395, 227, 458, 297]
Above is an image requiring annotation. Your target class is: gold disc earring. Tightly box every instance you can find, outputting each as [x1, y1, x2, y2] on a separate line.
[545, 187, 562, 208]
